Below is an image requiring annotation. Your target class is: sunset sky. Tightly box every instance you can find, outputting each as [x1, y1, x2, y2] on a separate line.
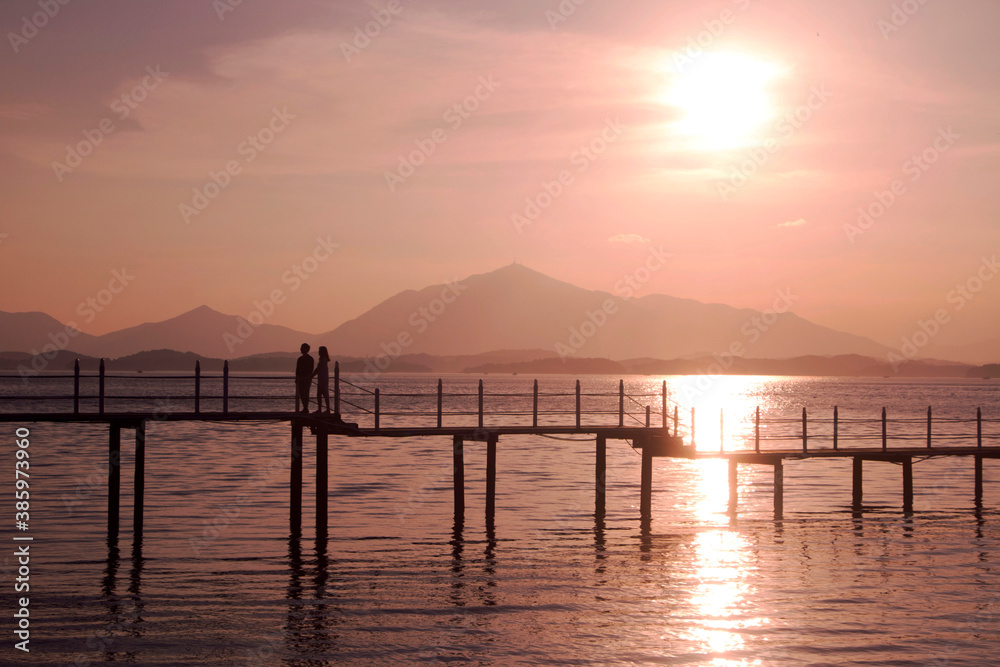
[1, 0, 998, 349]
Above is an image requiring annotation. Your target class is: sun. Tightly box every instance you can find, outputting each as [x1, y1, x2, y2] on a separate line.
[666, 52, 785, 151]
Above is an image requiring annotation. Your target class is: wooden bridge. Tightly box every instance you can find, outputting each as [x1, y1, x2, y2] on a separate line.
[3, 360, 998, 543]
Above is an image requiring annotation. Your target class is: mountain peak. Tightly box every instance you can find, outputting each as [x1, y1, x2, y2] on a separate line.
[466, 263, 578, 291]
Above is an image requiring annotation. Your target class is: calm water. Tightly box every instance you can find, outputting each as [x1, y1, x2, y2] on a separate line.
[2, 375, 999, 665]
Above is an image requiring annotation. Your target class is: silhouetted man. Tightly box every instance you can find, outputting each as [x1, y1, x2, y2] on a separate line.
[295, 343, 314, 413]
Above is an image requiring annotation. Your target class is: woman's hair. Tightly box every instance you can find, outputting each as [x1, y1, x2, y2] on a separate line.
[318, 346, 330, 360]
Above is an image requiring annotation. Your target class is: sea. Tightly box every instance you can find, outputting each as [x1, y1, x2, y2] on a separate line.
[1, 373, 999, 666]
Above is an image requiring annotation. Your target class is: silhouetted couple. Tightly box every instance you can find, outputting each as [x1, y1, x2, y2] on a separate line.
[295, 343, 332, 414]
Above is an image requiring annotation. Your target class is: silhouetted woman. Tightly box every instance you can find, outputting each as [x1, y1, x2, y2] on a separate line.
[313, 346, 331, 413]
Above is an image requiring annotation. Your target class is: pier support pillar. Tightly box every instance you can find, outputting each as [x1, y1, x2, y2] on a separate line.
[728, 458, 738, 515]
[453, 435, 465, 520]
[485, 434, 497, 526]
[773, 460, 784, 519]
[133, 421, 145, 539]
[640, 444, 653, 519]
[975, 455, 983, 505]
[852, 458, 863, 510]
[316, 428, 328, 540]
[595, 435, 606, 518]
[108, 423, 121, 538]
[290, 422, 303, 536]
[902, 457, 913, 513]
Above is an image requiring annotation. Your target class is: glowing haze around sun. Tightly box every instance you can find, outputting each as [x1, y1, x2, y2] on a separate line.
[666, 52, 786, 151]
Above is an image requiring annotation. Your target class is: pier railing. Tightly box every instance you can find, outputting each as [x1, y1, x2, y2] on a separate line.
[1, 360, 672, 430]
[2, 359, 997, 451]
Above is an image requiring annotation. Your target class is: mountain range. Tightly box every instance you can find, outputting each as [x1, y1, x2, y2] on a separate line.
[2, 264, 997, 364]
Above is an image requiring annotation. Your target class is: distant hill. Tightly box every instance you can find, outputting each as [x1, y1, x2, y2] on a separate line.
[0, 348, 983, 378]
[925, 338, 1000, 365]
[105, 349, 225, 371]
[0, 264, 934, 362]
[471, 354, 976, 378]
[0, 350, 100, 372]
[75, 305, 313, 358]
[0, 311, 99, 355]
[467, 357, 627, 375]
[317, 264, 894, 360]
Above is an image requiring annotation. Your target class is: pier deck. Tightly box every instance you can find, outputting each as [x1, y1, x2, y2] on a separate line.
[3, 361, 999, 544]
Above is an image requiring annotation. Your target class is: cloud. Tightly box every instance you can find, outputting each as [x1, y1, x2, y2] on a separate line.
[608, 233, 650, 244]
[778, 218, 807, 228]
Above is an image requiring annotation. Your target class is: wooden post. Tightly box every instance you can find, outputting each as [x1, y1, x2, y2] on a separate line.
[374, 388, 380, 430]
[902, 457, 913, 512]
[977, 408, 982, 448]
[108, 422, 121, 537]
[316, 428, 328, 540]
[478, 380, 484, 429]
[728, 458, 738, 514]
[661, 381, 667, 430]
[290, 422, 303, 536]
[852, 457, 863, 509]
[73, 359, 80, 414]
[223, 360, 229, 414]
[576, 380, 581, 428]
[452, 435, 465, 519]
[882, 407, 887, 451]
[833, 406, 839, 451]
[927, 406, 932, 449]
[673, 406, 679, 435]
[99, 359, 106, 415]
[975, 455, 983, 504]
[194, 361, 201, 413]
[773, 460, 784, 518]
[486, 433, 497, 525]
[755, 406, 760, 453]
[640, 443, 653, 519]
[645, 405, 651, 427]
[618, 379, 624, 427]
[133, 421, 145, 538]
[802, 408, 808, 453]
[595, 434, 606, 517]
[437, 379, 443, 428]
[333, 361, 340, 416]
[532, 379, 538, 428]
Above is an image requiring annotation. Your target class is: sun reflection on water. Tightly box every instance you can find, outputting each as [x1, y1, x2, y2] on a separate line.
[653, 375, 779, 452]
[688, 434, 768, 663]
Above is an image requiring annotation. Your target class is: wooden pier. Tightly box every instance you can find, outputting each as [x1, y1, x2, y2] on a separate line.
[2, 360, 998, 542]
